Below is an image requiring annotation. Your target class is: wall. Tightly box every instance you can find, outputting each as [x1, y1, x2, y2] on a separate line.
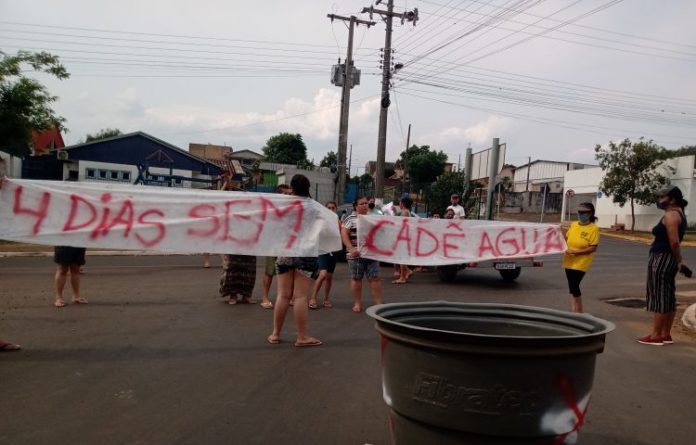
[562, 156, 696, 231]
[0, 151, 22, 178]
[76, 160, 196, 187]
[277, 167, 336, 204]
[513, 162, 594, 192]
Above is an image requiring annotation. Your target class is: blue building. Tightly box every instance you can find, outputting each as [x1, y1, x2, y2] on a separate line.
[22, 131, 222, 187]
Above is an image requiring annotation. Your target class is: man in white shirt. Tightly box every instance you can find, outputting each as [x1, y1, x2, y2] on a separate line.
[446, 193, 466, 219]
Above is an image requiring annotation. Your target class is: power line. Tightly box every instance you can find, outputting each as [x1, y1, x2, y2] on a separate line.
[415, 7, 696, 60]
[396, 89, 695, 144]
[0, 20, 381, 51]
[420, 0, 696, 50]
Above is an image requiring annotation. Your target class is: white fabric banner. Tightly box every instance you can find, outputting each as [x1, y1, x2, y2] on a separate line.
[0, 179, 342, 256]
[357, 215, 567, 266]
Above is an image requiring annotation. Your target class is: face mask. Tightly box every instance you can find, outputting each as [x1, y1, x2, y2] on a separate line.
[368, 203, 375, 209]
[656, 199, 669, 209]
[577, 213, 590, 223]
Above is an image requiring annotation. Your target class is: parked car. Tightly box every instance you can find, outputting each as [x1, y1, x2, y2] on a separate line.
[436, 257, 544, 282]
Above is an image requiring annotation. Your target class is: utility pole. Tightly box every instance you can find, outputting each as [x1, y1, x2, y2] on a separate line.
[363, 0, 418, 205]
[485, 138, 501, 220]
[403, 123, 411, 195]
[348, 143, 353, 178]
[327, 14, 375, 204]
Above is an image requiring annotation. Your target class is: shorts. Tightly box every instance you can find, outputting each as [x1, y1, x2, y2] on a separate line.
[348, 258, 380, 280]
[54, 246, 86, 267]
[276, 256, 319, 279]
[564, 268, 586, 298]
[265, 256, 277, 276]
[317, 253, 337, 273]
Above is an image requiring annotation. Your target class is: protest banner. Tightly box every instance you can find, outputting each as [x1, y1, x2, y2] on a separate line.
[0, 179, 342, 256]
[357, 215, 567, 266]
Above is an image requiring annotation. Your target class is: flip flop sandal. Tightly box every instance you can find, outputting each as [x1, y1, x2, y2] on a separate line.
[54, 300, 66, 307]
[0, 342, 21, 351]
[72, 298, 89, 304]
[267, 336, 281, 344]
[323, 301, 333, 308]
[308, 302, 318, 310]
[260, 301, 274, 309]
[294, 339, 322, 347]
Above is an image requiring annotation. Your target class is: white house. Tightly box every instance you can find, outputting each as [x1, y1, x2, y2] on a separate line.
[513, 160, 596, 193]
[562, 155, 696, 231]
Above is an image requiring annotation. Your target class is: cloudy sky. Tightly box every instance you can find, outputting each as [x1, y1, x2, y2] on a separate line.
[2, 0, 695, 173]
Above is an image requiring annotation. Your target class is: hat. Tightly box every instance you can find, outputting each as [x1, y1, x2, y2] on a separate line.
[657, 185, 688, 208]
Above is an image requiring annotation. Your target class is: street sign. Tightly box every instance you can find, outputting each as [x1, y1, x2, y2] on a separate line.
[566, 189, 575, 198]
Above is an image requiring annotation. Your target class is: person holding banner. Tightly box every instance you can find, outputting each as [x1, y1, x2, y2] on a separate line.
[341, 196, 383, 313]
[268, 175, 322, 347]
[261, 184, 293, 309]
[393, 197, 414, 284]
[308, 201, 341, 310]
[53, 246, 88, 307]
[562, 202, 600, 313]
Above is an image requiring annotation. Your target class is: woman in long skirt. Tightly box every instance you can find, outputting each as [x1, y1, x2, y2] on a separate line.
[220, 254, 257, 304]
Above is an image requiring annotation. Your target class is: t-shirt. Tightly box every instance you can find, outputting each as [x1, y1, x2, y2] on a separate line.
[447, 204, 466, 219]
[343, 213, 358, 247]
[562, 222, 600, 272]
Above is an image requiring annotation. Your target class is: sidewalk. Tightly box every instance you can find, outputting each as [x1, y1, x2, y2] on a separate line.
[600, 229, 696, 247]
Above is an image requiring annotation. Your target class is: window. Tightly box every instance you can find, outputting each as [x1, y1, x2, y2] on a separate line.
[122, 171, 131, 181]
[68, 170, 79, 180]
[86, 168, 96, 178]
[110, 171, 119, 180]
[99, 170, 107, 179]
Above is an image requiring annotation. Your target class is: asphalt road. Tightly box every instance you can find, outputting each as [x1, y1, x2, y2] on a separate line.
[1, 237, 695, 445]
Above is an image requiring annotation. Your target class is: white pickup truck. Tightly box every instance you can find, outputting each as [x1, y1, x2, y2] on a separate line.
[436, 257, 545, 282]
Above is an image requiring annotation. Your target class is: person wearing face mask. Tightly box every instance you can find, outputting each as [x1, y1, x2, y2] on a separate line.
[562, 202, 600, 313]
[368, 197, 383, 215]
[638, 186, 689, 346]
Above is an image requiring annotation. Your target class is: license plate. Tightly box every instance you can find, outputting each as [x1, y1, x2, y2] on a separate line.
[494, 262, 517, 270]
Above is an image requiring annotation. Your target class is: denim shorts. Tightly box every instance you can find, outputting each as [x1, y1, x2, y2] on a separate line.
[276, 256, 319, 279]
[348, 258, 380, 280]
[317, 253, 337, 273]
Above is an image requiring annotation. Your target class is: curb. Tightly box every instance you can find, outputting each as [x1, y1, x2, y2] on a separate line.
[600, 231, 696, 248]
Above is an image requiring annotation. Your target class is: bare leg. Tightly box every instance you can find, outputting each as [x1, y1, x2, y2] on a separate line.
[351, 279, 362, 312]
[69, 265, 86, 303]
[322, 272, 334, 305]
[261, 273, 274, 307]
[310, 270, 328, 307]
[571, 297, 583, 313]
[652, 313, 671, 338]
[269, 272, 294, 342]
[202, 253, 211, 268]
[369, 278, 383, 305]
[54, 265, 69, 307]
[292, 272, 320, 344]
[661, 311, 677, 337]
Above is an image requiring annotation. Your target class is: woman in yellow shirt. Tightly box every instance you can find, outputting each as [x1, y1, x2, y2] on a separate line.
[563, 202, 600, 313]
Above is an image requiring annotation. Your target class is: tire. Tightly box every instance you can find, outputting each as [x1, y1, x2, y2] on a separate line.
[499, 267, 522, 281]
[437, 266, 459, 282]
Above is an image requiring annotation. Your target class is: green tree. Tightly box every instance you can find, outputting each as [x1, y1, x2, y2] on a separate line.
[319, 150, 337, 169]
[595, 138, 672, 231]
[662, 144, 696, 159]
[429, 170, 480, 217]
[262, 132, 309, 165]
[85, 128, 122, 142]
[397, 144, 448, 192]
[0, 50, 69, 157]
